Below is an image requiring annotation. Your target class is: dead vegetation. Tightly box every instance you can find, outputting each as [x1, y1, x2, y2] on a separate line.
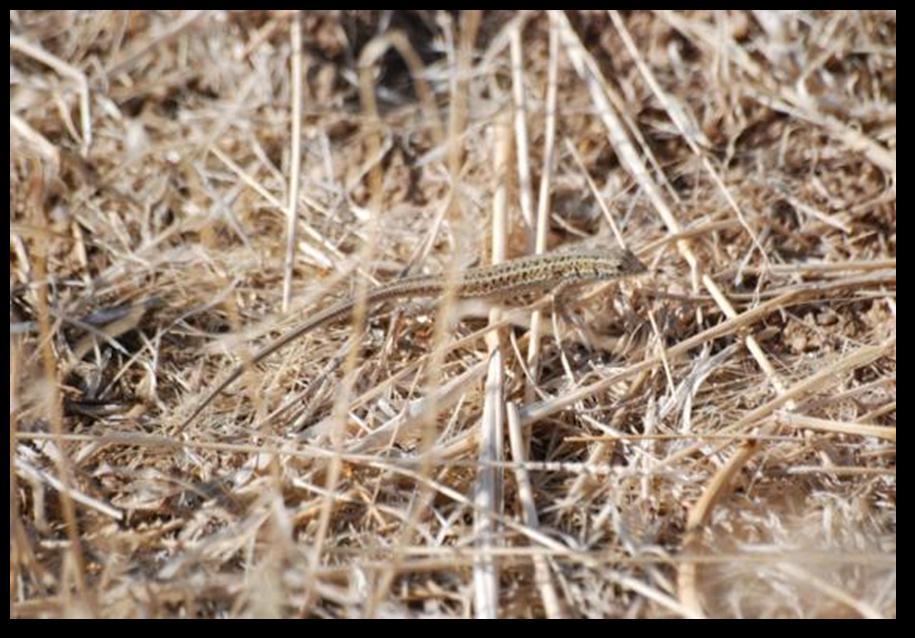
[10, 10, 895, 618]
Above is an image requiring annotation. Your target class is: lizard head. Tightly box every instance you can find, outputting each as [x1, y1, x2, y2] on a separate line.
[568, 247, 648, 282]
[615, 248, 648, 276]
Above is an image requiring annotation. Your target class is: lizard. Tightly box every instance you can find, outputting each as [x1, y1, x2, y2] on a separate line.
[179, 246, 647, 429]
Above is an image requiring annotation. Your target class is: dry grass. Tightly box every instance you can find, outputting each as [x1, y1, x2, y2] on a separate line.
[10, 10, 895, 618]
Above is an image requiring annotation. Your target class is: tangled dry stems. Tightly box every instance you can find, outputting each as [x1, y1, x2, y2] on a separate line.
[10, 10, 895, 618]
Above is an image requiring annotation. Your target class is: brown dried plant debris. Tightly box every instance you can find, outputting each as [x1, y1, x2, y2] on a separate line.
[10, 10, 894, 619]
